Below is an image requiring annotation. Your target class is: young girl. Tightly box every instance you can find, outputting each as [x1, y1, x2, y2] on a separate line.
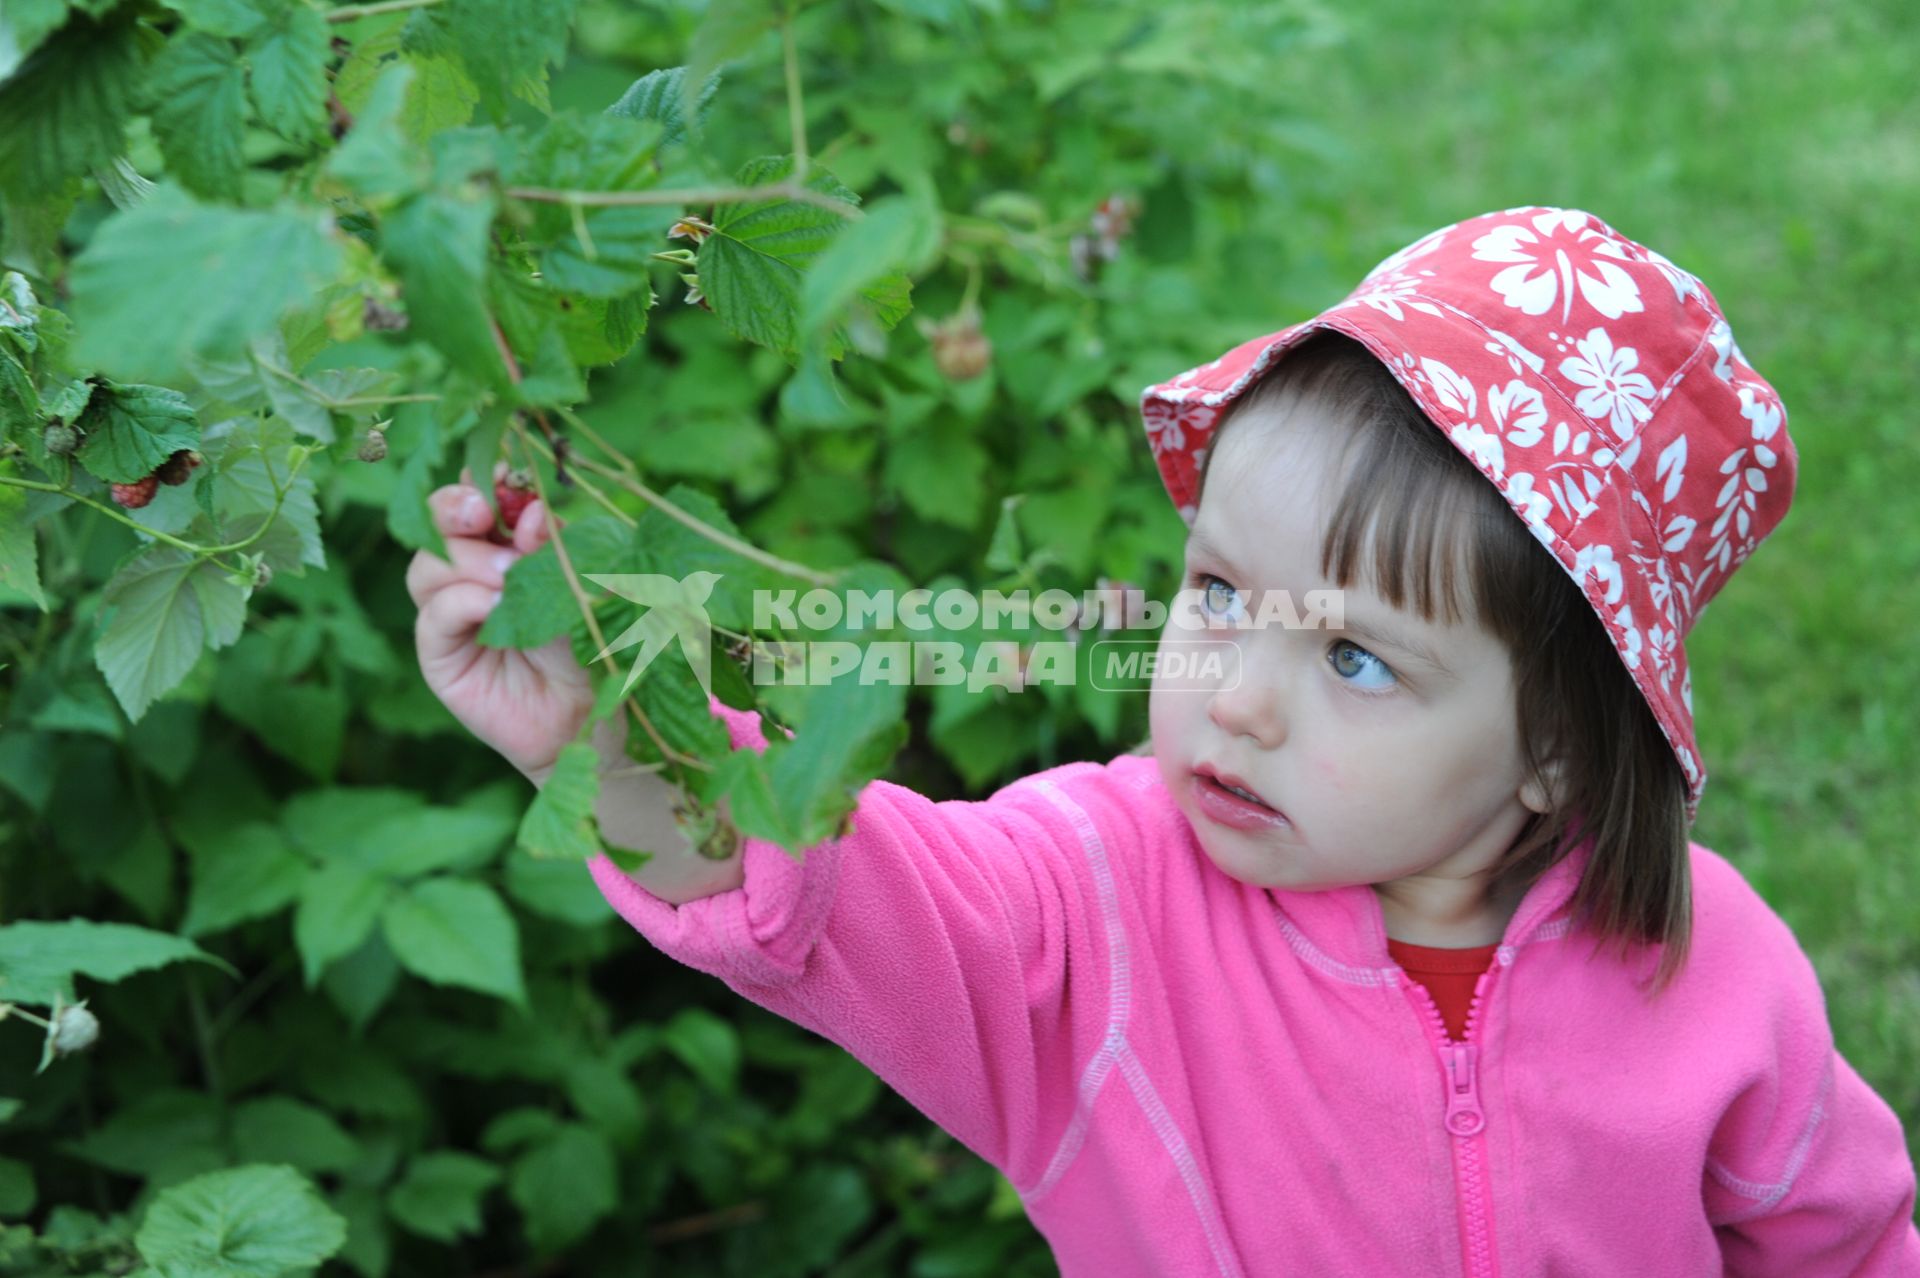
[408, 206, 1920, 1275]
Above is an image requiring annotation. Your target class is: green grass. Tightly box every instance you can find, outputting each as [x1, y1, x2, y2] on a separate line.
[1282, 0, 1919, 1175]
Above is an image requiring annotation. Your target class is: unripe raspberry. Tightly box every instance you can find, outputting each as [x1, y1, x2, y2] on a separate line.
[156, 449, 202, 486]
[111, 475, 159, 509]
[254, 560, 273, 589]
[50, 1002, 100, 1056]
[357, 430, 387, 463]
[920, 308, 992, 381]
[43, 421, 79, 456]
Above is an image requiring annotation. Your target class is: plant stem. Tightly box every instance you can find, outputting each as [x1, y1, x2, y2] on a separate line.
[559, 449, 840, 588]
[325, 0, 442, 22]
[507, 420, 706, 772]
[514, 432, 636, 529]
[0, 1003, 51, 1028]
[503, 181, 862, 221]
[0, 471, 289, 569]
[783, 13, 809, 184]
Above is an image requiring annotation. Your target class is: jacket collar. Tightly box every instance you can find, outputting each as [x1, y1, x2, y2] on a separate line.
[1266, 837, 1594, 975]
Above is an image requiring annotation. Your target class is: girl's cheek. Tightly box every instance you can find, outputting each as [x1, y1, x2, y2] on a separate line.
[1310, 752, 1353, 797]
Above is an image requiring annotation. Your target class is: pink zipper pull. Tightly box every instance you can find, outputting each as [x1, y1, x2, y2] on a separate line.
[1444, 1043, 1485, 1137]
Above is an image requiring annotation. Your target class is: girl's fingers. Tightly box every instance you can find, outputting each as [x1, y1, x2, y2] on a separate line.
[430, 483, 495, 538]
[512, 499, 553, 555]
[405, 538, 524, 608]
[415, 579, 502, 670]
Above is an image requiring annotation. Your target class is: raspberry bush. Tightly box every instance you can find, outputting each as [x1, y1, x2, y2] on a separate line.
[0, 0, 1327, 1271]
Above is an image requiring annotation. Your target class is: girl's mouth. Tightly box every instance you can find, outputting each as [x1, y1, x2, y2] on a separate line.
[1193, 770, 1291, 831]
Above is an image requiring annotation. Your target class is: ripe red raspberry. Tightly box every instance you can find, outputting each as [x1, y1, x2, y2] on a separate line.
[491, 469, 536, 540]
[111, 475, 159, 509]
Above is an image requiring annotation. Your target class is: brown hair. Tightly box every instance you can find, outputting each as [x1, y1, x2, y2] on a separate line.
[1191, 331, 1692, 996]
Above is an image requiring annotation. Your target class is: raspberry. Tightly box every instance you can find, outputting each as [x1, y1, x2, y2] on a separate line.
[921, 308, 992, 381]
[42, 421, 79, 456]
[494, 469, 536, 534]
[50, 1001, 99, 1056]
[111, 475, 159, 509]
[156, 448, 202, 486]
[357, 429, 387, 463]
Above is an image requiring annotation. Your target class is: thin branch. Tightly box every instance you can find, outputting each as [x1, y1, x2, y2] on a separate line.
[507, 420, 706, 773]
[513, 432, 635, 529]
[503, 181, 862, 221]
[559, 449, 840, 589]
[783, 13, 809, 184]
[554, 404, 638, 480]
[325, 0, 442, 22]
[648, 1199, 767, 1245]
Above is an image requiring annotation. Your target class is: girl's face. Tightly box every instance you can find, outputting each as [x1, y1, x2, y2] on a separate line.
[1148, 407, 1550, 941]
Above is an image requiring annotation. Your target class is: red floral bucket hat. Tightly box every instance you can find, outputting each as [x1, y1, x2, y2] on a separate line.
[1139, 206, 1797, 818]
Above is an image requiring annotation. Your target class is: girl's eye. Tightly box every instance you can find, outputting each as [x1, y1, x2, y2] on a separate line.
[1190, 572, 1247, 623]
[1328, 640, 1397, 692]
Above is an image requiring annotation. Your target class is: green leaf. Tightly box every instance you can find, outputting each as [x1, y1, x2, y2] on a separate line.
[725, 675, 908, 855]
[0, 1156, 33, 1218]
[440, 0, 579, 118]
[68, 187, 344, 385]
[884, 428, 988, 528]
[0, 9, 142, 200]
[75, 382, 200, 484]
[283, 787, 515, 879]
[320, 932, 400, 1035]
[244, 1, 329, 141]
[148, 31, 250, 200]
[605, 66, 719, 148]
[135, 1165, 347, 1278]
[506, 1124, 616, 1253]
[702, 157, 909, 360]
[660, 1007, 740, 1096]
[211, 631, 346, 779]
[387, 1152, 499, 1243]
[231, 1098, 360, 1173]
[59, 1089, 225, 1183]
[0, 919, 231, 1007]
[508, 112, 674, 297]
[166, 0, 270, 39]
[380, 192, 508, 387]
[476, 513, 633, 649]
[682, 0, 776, 139]
[201, 414, 325, 574]
[504, 851, 608, 925]
[798, 193, 937, 337]
[325, 60, 427, 204]
[94, 544, 251, 723]
[0, 467, 48, 610]
[294, 861, 390, 986]
[182, 820, 308, 936]
[0, 0, 76, 77]
[400, 54, 480, 141]
[515, 741, 602, 860]
[380, 877, 525, 1007]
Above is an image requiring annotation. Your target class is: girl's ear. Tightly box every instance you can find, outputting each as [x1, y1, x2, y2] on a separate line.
[1519, 757, 1564, 815]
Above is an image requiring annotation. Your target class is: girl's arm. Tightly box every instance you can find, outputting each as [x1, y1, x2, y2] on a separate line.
[1704, 931, 1920, 1273]
[588, 695, 1153, 1195]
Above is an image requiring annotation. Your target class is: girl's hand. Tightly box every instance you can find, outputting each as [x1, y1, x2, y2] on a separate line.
[407, 462, 595, 784]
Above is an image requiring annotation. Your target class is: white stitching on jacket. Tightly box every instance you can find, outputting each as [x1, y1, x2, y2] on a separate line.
[1705, 1051, 1837, 1223]
[1022, 777, 1245, 1278]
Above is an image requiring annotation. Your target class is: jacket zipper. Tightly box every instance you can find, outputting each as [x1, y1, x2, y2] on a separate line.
[1401, 963, 1503, 1278]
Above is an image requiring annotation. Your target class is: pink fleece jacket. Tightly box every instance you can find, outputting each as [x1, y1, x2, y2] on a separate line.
[588, 700, 1920, 1277]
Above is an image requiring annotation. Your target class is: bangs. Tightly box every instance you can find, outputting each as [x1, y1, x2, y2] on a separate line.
[1197, 332, 1537, 637]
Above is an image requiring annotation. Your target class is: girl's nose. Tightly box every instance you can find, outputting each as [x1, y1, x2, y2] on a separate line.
[1207, 658, 1289, 749]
